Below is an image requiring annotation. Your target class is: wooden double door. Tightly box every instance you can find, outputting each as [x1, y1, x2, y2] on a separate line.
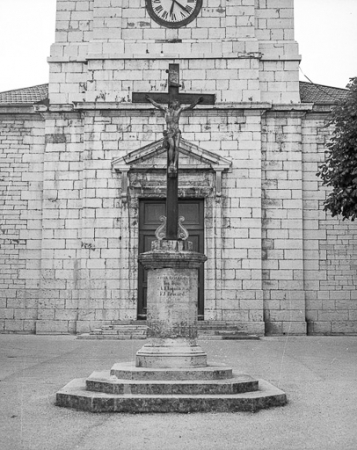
[138, 199, 204, 320]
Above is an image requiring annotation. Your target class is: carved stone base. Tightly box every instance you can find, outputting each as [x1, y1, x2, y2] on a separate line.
[137, 239, 207, 368]
[56, 375, 287, 413]
[136, 342, 207, 368]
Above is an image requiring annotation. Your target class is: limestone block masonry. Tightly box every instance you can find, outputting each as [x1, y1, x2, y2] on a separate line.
[0, 0, 356, 336]
[49, 0, 300, 105]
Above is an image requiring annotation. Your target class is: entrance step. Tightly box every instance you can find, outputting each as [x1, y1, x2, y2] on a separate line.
[77, 321, 260, 340]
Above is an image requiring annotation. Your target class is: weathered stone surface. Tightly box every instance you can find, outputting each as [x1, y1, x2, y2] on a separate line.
[110, 362, 233, 380]
[136, 241, 208, 368]
[138, 246, 207, 270]
[145, 269, 199, 339]
[151, 240, 193, 252]
[136, 346, 207, 369]
[86, 370, 258, 395]
[56, 378, 287, 413]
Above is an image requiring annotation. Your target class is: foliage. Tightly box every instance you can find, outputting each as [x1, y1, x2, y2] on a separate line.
[317, 77, 357, 220]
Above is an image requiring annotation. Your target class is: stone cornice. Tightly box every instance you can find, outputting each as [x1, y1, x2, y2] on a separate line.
[72, 102, 272, 111]
[0, 104, 42, 115]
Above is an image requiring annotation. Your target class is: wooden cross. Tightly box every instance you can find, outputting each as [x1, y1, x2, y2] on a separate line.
[132, 63, 215, 106]
[132, 64, 215, 240]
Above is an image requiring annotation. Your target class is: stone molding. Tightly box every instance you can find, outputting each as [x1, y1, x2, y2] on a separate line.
[139, 240, 207, 270]
[112, 138, 232, 203]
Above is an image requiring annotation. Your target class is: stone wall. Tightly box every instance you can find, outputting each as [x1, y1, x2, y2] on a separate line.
[36, 112, 84, 334]
[31, 107, 266, 335]
[302, 113, 357, 335]
[261, 110, 306, 335]
[0, 111, 45, 332]
[1, 104, 356, 335]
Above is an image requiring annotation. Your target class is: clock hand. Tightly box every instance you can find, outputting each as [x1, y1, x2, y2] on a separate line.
[172, 0, 190, 14]
[170, 0, 175, 16]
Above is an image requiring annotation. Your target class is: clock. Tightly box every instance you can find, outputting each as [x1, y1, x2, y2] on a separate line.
[146, 0, 203, 29]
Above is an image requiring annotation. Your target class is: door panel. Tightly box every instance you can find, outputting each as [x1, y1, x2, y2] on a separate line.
[179, 203, 200, 225]
[138, 199, 204, 320]
[144, 203, 166, 224]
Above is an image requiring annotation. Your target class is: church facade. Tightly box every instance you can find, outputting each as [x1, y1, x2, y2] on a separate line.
[0, 0, 356, 336]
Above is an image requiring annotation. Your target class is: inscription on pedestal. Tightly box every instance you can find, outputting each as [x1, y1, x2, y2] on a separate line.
[158, 275, 189, 298]
[137, 243, 207, 367]
[147, 269, 197, 339]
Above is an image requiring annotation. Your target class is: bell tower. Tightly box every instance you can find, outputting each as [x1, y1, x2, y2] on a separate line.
[48, 0, 301, 105]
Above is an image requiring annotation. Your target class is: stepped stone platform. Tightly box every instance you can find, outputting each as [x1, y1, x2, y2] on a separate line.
[56, 362, 287, 413]
[57, 240, 284, 413]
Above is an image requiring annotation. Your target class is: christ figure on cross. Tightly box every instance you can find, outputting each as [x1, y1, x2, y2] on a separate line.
[145, 95, 203, 176]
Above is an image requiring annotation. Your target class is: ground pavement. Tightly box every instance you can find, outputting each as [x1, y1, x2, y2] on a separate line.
[0, 334, 356, 450]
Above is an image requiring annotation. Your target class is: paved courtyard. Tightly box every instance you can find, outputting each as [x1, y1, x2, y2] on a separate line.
[0, 334, 356, 450]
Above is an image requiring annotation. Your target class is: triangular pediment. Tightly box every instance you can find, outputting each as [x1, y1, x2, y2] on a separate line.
[112, 138, 231, 172]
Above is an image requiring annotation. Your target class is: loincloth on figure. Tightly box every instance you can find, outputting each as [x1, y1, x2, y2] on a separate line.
[163, 129, 180, 176]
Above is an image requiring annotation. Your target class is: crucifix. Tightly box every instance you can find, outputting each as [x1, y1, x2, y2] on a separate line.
[132, 64, 215, 240]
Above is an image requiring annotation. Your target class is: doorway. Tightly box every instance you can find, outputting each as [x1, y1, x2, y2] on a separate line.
[138, 198, 204, 320]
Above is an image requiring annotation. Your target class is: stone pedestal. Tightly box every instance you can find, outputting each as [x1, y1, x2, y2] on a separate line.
[136, 239, 207, 368]
[56, 239, 287, 413]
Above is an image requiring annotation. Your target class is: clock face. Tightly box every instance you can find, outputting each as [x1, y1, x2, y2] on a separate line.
[146, 0, 202, 29]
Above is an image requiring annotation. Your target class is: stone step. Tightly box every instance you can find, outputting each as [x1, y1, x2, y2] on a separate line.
[78, 325, 259, 340]
[93, 326, 147, 331]
[102, 321, 250, 328]
[198, 326, 244, 330]
[199, 330, 260, 340]
[200, 329, 249, 333]
[77, 334, 147, 340]
[87, 370, 258, 396]
[56, 378, 287, 413]
[110, 362, 233, 380]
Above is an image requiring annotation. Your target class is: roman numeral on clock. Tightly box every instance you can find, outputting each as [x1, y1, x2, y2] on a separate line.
[155, 5, 163, 14]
